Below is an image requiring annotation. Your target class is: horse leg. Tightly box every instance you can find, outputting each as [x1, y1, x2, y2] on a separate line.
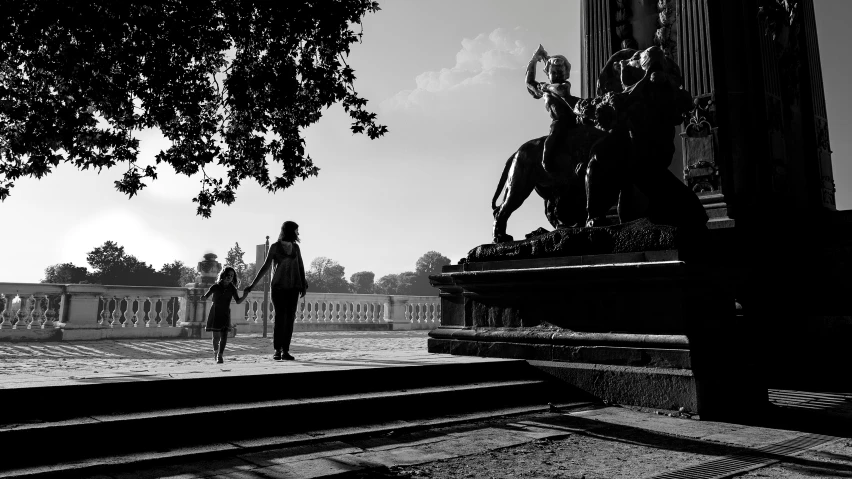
[493, 145, 538, 243]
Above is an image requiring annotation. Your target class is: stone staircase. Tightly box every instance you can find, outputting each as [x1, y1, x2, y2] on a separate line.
[0, 359, 581, 478]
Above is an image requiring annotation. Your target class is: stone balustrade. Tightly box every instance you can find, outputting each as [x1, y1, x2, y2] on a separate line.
[234, 292, 440, 333]
[0, 282, 440, 341]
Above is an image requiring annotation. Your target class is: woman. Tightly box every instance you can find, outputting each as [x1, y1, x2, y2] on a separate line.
[245, 221, 308, 360]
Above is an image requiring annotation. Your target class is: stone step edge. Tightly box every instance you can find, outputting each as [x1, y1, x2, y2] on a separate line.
[0, 401, 599, 479]
[0, 379, 549, 433]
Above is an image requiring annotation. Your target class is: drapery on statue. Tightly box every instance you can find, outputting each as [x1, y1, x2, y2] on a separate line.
[491, 45, 707, 243]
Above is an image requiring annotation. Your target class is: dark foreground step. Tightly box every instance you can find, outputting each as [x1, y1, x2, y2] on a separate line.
[0, 361, 584, 476]
[2, 401, 595, 479]
[2, 359, 540, 423]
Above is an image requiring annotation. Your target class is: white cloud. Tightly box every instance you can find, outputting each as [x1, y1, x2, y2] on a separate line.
[382, 27, 543, 111]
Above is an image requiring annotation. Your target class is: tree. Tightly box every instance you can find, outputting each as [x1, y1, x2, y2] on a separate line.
[306, 257, 349, 293]
[396, 271, 418, 295]
[349, 271, 375, 294]
[42, 263, 89, 284]
[0, 1, 387, 217]
[415, 251, 452, 277]
[159, 260, 197, 287]
[410, 251, 451, 295]
[85, 240, 158, 286]
[374, 274, 400, 295]
[224, 242, 253, 286]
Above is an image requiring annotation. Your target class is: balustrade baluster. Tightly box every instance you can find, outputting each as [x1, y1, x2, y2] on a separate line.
[119, 296, 129, 327]
[142, 297, 151, 327]
[164, 297, 174, 326]
[245, 299, 254, 324]
[154, 298, 163, 327]
[37, 294, 51, 329]
[329, 301, 336, 323]
[104, 296, 118, 328]
[14, 295, 31, 329]
[174, 296, 183, 326]
[29, 294, 44, 329]
[132, 296, 141, 327]
[97, 296, 106, 326]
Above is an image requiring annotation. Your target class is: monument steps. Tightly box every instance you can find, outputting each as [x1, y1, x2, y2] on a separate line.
[0, 360, 580, 478]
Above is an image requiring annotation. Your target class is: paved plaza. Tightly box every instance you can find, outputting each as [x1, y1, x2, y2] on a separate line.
[1, 331, 851, 478]
[0, 331, 435, 389]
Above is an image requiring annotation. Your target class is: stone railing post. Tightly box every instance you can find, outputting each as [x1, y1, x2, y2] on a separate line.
[384, 296, 411, 330]
[60, 284, 106, 329]
[180, 253, 222, 338]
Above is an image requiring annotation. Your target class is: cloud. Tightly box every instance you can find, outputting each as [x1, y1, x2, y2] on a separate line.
[382, 27, 543, 111]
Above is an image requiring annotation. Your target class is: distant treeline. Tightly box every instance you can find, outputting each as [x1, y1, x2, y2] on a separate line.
[41, 242, 452, 296]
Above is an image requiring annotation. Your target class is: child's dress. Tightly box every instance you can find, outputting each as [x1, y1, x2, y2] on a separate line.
[205, 282, 239, 332]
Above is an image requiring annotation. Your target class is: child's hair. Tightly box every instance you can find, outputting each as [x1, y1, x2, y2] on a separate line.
[217, 266, 239, 288]
[279, 220, 300, 243]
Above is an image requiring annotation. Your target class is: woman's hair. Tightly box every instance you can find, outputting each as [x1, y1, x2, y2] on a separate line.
[278, 220, 300, 243]
[217, 266, 239, 287]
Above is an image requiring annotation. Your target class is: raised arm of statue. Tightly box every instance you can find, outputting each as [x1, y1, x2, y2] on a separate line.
[526, 44, 548, 99]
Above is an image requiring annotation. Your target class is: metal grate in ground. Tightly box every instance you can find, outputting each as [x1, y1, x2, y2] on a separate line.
[648, 432, 838, 479]
[769, 388, 852, 414]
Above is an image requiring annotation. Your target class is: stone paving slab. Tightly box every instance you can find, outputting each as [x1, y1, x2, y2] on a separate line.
[571, 407, 806, 447]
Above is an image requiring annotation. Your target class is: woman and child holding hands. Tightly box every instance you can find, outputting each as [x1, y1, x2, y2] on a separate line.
[203, 221, 308, 363]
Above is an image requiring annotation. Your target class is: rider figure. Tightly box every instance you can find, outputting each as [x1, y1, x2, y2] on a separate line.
[525, 44, 579, 177]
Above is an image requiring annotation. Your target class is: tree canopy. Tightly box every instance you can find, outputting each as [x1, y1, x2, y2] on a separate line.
[41, 240, 195, 286]
[224, 242, 255, 287]
[306, 256, 350, 293]
[0, 1, 386, 216]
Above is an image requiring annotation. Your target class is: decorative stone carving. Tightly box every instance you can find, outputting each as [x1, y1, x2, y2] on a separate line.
[758, 0, 799, 41]
[196, 253, 221, 286]
[681, 96, 720, 194]
[654, 0, 678, 58]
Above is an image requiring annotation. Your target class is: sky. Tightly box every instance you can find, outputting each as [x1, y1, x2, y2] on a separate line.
[2, 0, 851, 284]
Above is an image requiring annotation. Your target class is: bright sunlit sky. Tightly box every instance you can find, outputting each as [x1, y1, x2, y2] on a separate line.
[3, 1, 851, 284]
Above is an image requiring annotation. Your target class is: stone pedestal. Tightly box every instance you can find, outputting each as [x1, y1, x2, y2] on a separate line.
[179, 253, 222, 338]
[429, 224, 766, 419]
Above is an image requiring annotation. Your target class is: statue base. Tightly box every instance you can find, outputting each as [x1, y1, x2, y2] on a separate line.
[430, 244, 767, 419]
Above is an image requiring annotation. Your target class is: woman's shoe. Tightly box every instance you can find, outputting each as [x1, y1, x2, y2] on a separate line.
[273, 350, 282, 361]
[216, 355, 224, 364]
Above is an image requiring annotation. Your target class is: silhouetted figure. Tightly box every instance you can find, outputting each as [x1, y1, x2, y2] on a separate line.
[204, 266, 247, 364]
[246, 221, 308, 361]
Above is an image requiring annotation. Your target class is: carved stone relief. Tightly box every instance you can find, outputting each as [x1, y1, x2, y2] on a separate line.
[681, 96, 720, 195]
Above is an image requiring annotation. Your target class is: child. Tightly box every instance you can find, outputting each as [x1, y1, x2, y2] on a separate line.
[203, 266, 247, 364]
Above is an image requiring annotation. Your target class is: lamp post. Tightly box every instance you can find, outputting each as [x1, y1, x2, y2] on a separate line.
[262, 236, 270, 338]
